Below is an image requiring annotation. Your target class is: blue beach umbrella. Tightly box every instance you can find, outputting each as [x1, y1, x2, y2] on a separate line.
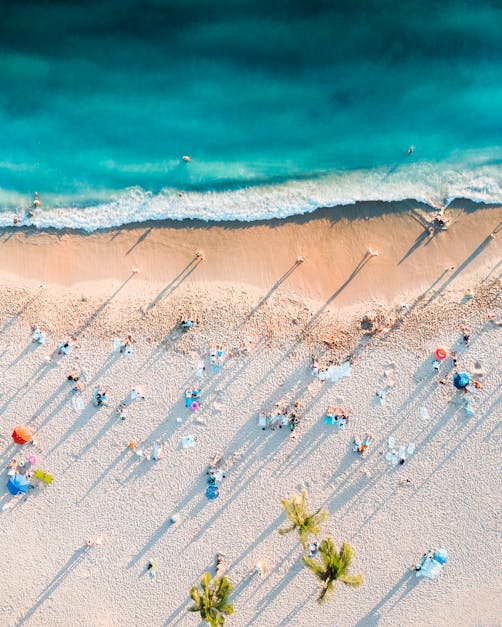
[205, 485, 219, 500]
[453, 372, 470, 389]
[7, 474, 30, 495]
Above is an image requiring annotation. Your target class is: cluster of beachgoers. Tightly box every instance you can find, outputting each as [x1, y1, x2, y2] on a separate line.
[0, 199, 500, 626]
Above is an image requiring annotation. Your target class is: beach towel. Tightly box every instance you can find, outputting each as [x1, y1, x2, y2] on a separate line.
[326, 362, 351, 383]
[72, 396, 84, 411]
[34, 469, 53, 484]
[181, 435, 195, 449]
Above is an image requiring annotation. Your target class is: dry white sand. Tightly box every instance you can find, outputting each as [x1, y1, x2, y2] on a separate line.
[0, 203, 502, 627]
[0, 202, 501, 627]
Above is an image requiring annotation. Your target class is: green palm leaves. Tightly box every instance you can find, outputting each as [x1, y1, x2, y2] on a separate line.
[279, 490, 363, 603]
[279, 489, 328, 548]
[188, 572, 234, 626]
[303, 538, 364, 602]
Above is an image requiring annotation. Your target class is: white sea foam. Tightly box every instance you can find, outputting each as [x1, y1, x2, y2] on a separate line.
[1, 162, 501, 231]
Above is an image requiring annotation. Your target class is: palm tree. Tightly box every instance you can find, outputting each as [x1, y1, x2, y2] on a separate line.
[303, 537, 363, 602]
[188, 572, 234, 626]
[279, 489, 328, 548]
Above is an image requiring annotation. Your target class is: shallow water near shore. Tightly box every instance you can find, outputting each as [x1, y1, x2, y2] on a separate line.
[1, 0, 502, 229]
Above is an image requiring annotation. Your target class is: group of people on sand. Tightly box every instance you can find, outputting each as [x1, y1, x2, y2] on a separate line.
[259, 400, 302, 435]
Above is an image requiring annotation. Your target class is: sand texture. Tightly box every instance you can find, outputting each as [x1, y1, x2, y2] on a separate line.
[0, 201, 501, 627]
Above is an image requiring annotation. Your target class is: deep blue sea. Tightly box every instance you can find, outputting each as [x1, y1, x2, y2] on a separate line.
[1, 0, 502, 230]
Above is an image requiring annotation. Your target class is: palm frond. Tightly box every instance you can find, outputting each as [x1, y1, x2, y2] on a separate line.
[189, 586, 202, 605]
[302, 555, 327, 580]
[338, 573, 364, 588]
[339, 542, 354, 570]
[278, 524, 295, 535]
[219, 604, 234, 615]
[187, 573, 234, 625]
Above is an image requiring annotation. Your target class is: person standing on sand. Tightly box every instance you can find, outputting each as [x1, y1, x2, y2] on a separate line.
[462, 328, 470, 345]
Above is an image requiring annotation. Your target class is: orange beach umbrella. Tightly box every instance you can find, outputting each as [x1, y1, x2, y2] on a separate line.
[12, 425, 33, 445]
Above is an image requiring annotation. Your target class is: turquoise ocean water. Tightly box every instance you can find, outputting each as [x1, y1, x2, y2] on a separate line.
[1, 0, 502, 230]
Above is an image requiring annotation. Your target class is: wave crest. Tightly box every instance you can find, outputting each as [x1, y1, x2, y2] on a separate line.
[2, 162, 502, 231]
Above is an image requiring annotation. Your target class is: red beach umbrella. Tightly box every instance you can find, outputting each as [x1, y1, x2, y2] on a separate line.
[435, 347, 447, 360]
[12, 425, 33, 445]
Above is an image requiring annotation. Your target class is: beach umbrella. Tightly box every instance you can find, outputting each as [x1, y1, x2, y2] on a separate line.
[453, 372, 470, 390]
[7, 474, 30, 495]
[205, 485, 219, 500]
[12, 425, 33, 445]
[435, 347, 447, 360]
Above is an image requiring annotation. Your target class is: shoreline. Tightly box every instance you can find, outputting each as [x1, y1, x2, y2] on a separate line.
[0, 199, 500, 308]
[0, 198, 500, 627]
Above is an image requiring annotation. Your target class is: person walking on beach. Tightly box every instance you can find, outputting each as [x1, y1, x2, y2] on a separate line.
[462, 328, 470, 345]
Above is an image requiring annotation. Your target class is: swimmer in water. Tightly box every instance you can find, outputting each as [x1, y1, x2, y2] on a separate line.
[407, 145, 415, 155]
[33, 192, 41, 207]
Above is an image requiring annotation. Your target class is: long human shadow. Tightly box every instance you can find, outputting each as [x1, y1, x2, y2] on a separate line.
[76, 448, 129, 501]
[17, 546, 89, 626]
[354, 571, 418, 627]
[397, 228, 432, 266]
[247, 552, 305, 626]
[426, 232, 496, 305]
[46, 403, 101, 456]
[237, 252, 372, 402]
[74, 272, 136, 336]
[244, 259, 303, 321]
[415, 390, 500, 495]
[4, 343, 38, 371]
[0, 290, 43, 337]
[125, 226, 153, 255]
[127, 518, 176, 569]
[481, 258, 502, 285]
[145, 256, 202, 312]
[299, 253, 371, 339]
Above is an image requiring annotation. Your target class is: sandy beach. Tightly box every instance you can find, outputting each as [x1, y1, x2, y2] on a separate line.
[0, 201, 501, 627]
